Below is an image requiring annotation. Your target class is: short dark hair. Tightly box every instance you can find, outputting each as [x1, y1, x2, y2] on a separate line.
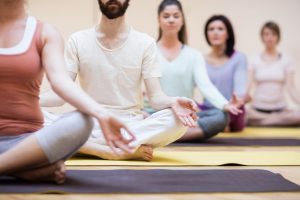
[204, 15, 235, 57]
[261, 21, 281, 42]
[157, 0, 188, 44]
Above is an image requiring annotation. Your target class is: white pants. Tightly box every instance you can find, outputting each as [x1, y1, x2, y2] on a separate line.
[43, 109, 186, 150]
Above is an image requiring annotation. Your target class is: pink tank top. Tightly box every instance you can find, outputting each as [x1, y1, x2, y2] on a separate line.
[0, 17, 44, 135]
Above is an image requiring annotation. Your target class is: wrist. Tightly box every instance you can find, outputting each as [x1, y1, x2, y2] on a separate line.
[170, 97, 178, 108]
[93, 107, 111, 120]
[223, 104, 229, 112]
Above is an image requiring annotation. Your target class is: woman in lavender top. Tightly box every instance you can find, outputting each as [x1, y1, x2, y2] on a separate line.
[150, 0, 243, 142]
[201, 15, 249, 132]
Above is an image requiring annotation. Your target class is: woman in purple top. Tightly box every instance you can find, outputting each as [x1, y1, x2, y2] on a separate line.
[201, 15, 249, 132]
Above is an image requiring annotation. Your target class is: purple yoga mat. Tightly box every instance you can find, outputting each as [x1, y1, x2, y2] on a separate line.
[1, 169, 299, 193]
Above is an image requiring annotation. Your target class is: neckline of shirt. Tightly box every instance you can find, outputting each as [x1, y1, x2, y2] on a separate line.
[259, 53, 284, 65]
[158, 44, 186, 64]
[94, 26, 132, 52]
[206, 51, 238, 69]
[0, 16, 37, 55]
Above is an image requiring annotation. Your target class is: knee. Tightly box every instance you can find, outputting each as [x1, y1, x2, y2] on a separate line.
[160, 109, 185, 130]
[219, 111, 229, 127]
[230, 119, 245, 132]
[68, 111, 94, 143]
[209, 110, 228, 130]
[198, 110, 228, 140]
[151, 108, 186, 138]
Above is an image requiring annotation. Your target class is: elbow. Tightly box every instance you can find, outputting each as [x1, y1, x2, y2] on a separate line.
[148, 98, 165, 110]
[148, 101, 160, 110]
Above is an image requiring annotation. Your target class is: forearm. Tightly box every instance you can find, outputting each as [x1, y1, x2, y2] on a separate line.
[148, 92, 176, 110]
[288, 88, 300, 105]
[194, 60, 228, 110]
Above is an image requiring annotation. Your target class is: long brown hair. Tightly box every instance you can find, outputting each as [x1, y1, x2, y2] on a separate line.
[157, 0, 188, 44]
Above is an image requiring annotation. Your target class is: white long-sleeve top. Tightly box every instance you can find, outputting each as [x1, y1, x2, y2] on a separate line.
[159, 45, 228, 110]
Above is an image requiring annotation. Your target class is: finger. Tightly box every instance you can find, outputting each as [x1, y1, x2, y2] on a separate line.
[122, 126, 136, 142]
[186, 116, 197, 127]
[233, 106, 243, 114]
[179, 116, 187, 126]
[190, 101, 198, 112]
[192, 112, 198, 121]
[231, 107, 243, 115]
[185, 116, 194, 127]
[237, 108, 243, 114]
[185, 116, 196, 127]
[107, 141, 119, 155]
[232, 93, 237, 100]
[114, 140, 134, 154]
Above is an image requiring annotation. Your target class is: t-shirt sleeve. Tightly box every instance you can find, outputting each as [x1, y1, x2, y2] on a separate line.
[193, 52, 228, 110]
[142, 40, 162, 79]
[233, 53, 248, 97]
[64, 36, 80, 74]
[285, 56, 296, 73]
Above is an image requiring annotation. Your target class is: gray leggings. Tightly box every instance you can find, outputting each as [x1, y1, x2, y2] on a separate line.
[197, 108, 228, 140]
[0, 111, 93, 164]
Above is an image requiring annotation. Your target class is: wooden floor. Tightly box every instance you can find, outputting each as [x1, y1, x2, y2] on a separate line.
[1, 128, 300, 200]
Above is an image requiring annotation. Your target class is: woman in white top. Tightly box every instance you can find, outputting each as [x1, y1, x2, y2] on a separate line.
[246, 21, 300, 126]
[155, 0, 243, 141]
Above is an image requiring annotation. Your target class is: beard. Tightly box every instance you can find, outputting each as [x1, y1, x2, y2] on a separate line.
[98, 0, 130, 19]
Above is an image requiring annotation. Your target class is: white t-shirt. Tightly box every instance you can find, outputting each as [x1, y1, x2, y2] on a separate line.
[65, 27, 161, 113]
[250, 54, 295, 110]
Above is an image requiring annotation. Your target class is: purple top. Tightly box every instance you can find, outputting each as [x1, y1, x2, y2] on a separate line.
[203, 51, 248, 108]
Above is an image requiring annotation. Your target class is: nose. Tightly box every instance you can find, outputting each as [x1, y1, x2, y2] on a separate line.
[167, 16, 175, 23]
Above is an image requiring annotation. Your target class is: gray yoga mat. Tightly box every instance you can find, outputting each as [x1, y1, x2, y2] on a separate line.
[1, 169, 300, 193]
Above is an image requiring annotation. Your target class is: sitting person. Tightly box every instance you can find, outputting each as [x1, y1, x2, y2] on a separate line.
[246, 21, 300, 126]
[0, 0, 134, 184]
[200, 15, 249, 132]
[144, 0, 244, 142]
[40, 0, 198, 161]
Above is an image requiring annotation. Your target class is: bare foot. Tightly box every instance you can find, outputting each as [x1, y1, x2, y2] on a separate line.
[130, 144, 153, 161]
[13, 161, 66, 184]
[93, 144, 154, 161]
[223, 125, 230, 132]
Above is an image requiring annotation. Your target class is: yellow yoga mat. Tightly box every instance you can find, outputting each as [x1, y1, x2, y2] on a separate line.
[218, 127, 300, 138]
[66, 151, 300, 166]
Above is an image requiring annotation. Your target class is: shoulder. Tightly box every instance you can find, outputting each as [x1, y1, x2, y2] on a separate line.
[130, 29, 156, 48]
[233, 51, 246, 59]
[249, 54, 261, 64]
[40, 23, 64, 48]
[232, 51, 247, 62]
[183, 45, 205, 60]
[280, 54, 295, 71]
[68, 28, 95, 43]
[280, 53, 293, 62]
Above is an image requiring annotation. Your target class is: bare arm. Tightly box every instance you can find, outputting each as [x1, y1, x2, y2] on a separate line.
[144, 77, 175, 110]
[244, 66, 256, 103]
[286, 71, 300, 105]
[41, 24, 135, 152]
[144, 77, 197, 127]
[39, 72, 77, 107]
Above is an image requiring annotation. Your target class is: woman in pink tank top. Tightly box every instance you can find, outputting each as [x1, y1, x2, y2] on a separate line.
[246, 21, 300, 126]
[0, 0, 135, 184]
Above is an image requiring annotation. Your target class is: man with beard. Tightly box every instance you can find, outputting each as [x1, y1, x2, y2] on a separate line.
[41, 0, 197, 161]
